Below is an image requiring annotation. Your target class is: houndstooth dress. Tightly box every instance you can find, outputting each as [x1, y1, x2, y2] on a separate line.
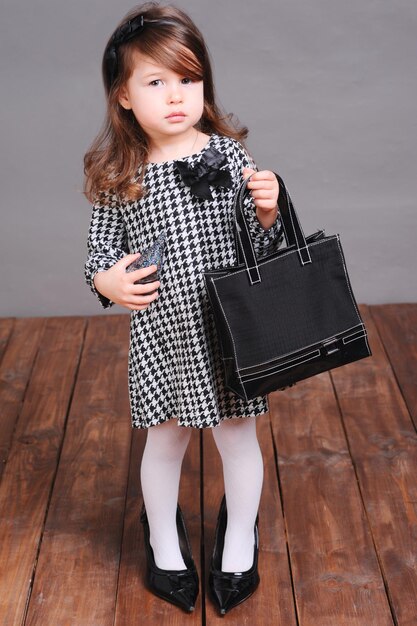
[84, 133, 284, 429]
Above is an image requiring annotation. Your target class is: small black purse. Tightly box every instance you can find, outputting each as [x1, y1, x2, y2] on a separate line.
[125, 231, 166, 294]
[203, 173, 372, 401]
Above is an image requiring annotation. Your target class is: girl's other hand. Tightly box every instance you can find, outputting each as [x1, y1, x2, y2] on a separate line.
[243, 168, 280, 230]
[242, 168, 279, 211]
[93, 252, 161, 311]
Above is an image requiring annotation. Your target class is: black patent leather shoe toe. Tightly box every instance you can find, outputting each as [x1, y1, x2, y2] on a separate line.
[208, 495, 260, 616]
[140, 504, 199, 612]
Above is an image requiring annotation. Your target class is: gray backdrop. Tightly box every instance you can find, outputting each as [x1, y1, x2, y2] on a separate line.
[1, 0, 416, 317]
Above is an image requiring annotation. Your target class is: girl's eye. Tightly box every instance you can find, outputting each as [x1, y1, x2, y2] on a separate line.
[148, 77, 194, 86]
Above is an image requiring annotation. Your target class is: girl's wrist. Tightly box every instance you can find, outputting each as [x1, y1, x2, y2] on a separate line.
[256, 205, 279, 230]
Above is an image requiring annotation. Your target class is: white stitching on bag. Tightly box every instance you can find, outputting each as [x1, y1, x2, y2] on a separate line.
[210, 277, 249, 401]
[235, 323, 365, 371]
[285, 185, 312, 264]
[241, 349, 321, 379]
[211, 237, 336, 282]
[342, 332, 367, 345]
[242, 350, 321, 383]
[234, 177, 261, 285]
[335, 235, 362, 323]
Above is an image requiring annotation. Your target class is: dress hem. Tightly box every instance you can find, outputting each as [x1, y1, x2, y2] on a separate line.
[130, 409, 270, 430]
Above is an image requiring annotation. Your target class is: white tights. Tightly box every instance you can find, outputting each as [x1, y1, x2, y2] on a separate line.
[212, 416, 264, 571]
[140, 416, 264, 572]
[140, 419, 192, 570]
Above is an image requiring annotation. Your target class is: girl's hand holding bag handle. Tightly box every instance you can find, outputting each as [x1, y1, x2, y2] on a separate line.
[203, 173, 372, 401]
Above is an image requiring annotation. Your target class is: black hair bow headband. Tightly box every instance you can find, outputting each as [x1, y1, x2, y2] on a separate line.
[103, 14, 178, 88]
[174, 147, 233, 200]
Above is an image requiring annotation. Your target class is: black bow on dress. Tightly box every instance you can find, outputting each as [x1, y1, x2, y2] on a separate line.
[174, 146, 233, 200]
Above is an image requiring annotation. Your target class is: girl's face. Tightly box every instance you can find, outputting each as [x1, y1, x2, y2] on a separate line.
[118, 51, 204, 143]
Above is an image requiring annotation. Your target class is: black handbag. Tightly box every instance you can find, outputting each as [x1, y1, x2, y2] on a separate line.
[203, 173, 372, 401]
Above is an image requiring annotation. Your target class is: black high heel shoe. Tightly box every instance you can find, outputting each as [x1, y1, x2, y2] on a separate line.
[140, 503, 199, 612]
[208, 495, 260, 616]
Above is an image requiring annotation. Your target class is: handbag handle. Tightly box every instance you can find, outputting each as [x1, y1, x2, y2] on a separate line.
[233, 172, 312, 281]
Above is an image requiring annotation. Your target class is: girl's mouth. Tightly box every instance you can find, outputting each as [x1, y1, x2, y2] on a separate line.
[166, 112, 186, 121]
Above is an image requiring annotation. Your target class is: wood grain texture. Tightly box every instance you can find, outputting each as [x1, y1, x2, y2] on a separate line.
[202, 414, 297, 626]
[0, 316, 85, 626]
[270, 370, 394, 626]
[113, 429, 147, 626]
[114, 426, 202, 626]
[0, 317, 14, 363]
[24, 315, 131, 626]
[257, 415, 299, 626]
[0, 317, 46, 478]
[0, 306, 415, 625]
[331, 305, 417, 626]
[370, 303, 417, 428]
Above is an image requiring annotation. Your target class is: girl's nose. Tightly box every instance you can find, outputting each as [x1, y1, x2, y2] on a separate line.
[168, 85, 183, 103]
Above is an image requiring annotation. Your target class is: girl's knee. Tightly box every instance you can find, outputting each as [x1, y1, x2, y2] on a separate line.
[146, 418, 192, 460]
[212, 416, 258, 455]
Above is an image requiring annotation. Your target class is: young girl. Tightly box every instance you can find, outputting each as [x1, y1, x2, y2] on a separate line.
[84, 2, 283, 615]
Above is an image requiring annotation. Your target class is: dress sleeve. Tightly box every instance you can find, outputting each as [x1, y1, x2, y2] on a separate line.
[232, 141, 284, 258]
[84, 191, 129, 309]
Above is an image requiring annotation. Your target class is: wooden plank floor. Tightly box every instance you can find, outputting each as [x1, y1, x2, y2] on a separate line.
[0, 304, 416, 626]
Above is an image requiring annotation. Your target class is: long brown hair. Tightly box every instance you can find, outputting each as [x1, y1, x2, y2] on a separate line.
[83, 2, 248, 204]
